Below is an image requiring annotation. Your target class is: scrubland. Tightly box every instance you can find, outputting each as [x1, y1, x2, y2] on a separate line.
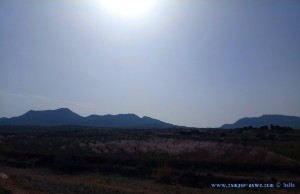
[0, 126, 299, 193]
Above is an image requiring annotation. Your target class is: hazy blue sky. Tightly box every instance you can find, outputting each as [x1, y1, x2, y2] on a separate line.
[1, 0, 300, 127]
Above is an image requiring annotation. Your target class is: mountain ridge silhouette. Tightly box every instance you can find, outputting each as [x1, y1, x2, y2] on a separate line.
[221, 114, 300, 129]
[0, 108, 177, 128]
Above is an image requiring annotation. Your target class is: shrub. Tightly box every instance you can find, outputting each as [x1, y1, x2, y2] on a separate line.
[152, 166, 173, 183]
[0, 145, 14, 153]
[0, 187, 11, 194]
[52, 153, 86, 172]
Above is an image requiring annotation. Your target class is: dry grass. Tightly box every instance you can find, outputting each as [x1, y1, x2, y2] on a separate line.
[86, 139, 297, 167]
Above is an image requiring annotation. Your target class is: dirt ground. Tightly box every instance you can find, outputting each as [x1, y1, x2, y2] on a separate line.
[1, 165, 299, 194]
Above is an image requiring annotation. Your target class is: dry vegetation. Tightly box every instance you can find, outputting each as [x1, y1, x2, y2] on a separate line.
[1, 126, 300, 193]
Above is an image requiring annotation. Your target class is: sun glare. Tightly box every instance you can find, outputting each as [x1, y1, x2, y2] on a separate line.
[100, 0, 158, 19]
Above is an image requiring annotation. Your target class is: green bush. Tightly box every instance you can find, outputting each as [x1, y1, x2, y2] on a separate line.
[0, 145, 14, 153]
[52, 153, 87, 172]
[0, 187, 11, 194]
[152, 166, 173, 183]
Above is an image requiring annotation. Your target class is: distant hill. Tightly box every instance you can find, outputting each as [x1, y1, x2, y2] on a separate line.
[0, 118, 8, 122]
[0, 108, 177, 128]
[221, 115, 300, 129]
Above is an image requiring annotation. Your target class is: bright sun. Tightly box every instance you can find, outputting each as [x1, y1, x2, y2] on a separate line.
[100, 0, 158, 19]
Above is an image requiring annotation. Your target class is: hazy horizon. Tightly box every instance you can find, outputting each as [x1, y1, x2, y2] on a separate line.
[1, 0, 300, 128]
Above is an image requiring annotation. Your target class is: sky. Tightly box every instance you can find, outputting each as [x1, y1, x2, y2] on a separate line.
[1, 0, 300, 128]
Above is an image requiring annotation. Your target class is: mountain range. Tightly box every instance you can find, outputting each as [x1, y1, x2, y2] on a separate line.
[221, 115, 300, 129]
[0, 108, 177, 128]
[1, 109, 299, 129]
